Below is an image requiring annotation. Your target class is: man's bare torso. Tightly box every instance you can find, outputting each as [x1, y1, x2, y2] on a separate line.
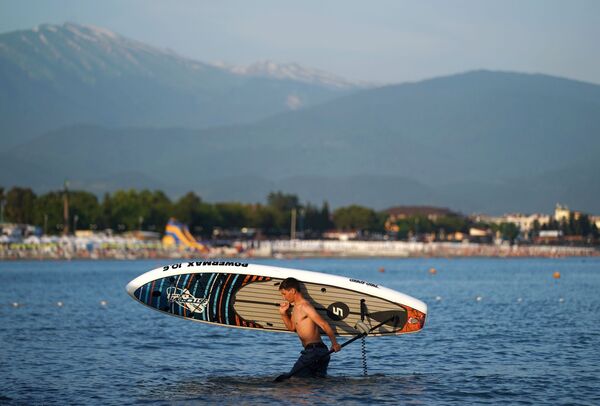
[291, 300, 321, 347]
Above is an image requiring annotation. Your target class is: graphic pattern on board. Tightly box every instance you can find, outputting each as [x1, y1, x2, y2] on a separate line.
[134, 273, 271, 329]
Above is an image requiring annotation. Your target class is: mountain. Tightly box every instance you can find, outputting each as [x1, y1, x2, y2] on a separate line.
[2, 23, 599, 213]
[0, 23, 356, 149]
[3, 69, 599, 213]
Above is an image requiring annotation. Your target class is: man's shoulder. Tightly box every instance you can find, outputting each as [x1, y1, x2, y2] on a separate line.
[298, 299, 316, 311]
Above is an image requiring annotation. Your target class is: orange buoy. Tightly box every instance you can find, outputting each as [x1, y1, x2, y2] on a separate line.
[378, 267, 385, 273]
[553, 271, 561, 279]
[429, 268, 437, 275]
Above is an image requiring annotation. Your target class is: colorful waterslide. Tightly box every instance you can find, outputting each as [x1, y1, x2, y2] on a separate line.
[162, 218, 208, 252]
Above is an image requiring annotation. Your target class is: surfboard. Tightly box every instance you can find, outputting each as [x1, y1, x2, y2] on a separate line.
[126, 261, 427, 336]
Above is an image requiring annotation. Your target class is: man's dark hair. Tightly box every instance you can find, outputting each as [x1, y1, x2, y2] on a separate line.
[279, 277, 302, 293]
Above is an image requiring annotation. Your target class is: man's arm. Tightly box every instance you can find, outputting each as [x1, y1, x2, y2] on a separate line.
[279, 302, 295, 332]
[304, 304, 341, 352]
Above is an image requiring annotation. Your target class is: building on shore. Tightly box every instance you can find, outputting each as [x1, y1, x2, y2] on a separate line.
[472, 213, 550, 233]
[502, 213, 551, 232]
[554, 203, 584, 222]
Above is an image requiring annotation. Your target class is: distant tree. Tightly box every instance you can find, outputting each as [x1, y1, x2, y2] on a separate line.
[573, 214, 592, 237]
[100, 192, 113, 230]
[172, 192, 221, 236]
[139, 190, 172, 231]
[173, 192, 202, 225]
[531, 219, 541, 239]
[567, 213, 577, 236]
[494, 222, 520, 243]
[301, 203, 319, 236]
[320, 202, 333, 231]
[0, 186, 5, 222]
[435, 215, 469, 234]
[394, 215, 435, 240]
[34, 192, 63, 234]
[34, 190, 100, 234]
[558, 218, 569, 235]
[215, 202, 249, 230]
[267, 191, 300, 212]
[252, 205, 280, 236]
[302, 202, 334, 237]
[103, 189, 171, 232]
[195, 203, 221, 237]
[333, 205, 379, 231]
[396, 222, 411, 240]
[104, 189, 138, 231]
[373, 211, 388, 233]
[69, 191, 102, 231]
[5, 187, 36, 224]
[542, 218, 559, 231]
[265, 192, 301, 233]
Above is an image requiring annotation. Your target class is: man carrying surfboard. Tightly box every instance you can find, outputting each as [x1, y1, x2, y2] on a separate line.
[278, 277, 341, 378]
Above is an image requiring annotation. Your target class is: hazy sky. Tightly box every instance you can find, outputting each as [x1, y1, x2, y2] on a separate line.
[1, 0, 599, 84]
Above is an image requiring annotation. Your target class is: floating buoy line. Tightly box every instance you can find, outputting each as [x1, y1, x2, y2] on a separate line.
[5, 295, 569, 309]
[5, 300, 110, 308]
[5, 271, 567, 312]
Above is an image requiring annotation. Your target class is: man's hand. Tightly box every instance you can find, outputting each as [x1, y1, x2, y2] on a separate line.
[331, 341, 341, 352]
[279, 301, 290, 315]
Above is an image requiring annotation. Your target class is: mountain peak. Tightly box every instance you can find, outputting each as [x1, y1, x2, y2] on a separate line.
[50, 22, 119, 40]
[219, 59, 362, 89]
[29, 22, 123, 45]
[5, 22, 182, 62]
[0, 22, 215, 85]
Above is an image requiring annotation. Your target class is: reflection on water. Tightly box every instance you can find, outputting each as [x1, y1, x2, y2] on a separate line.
[143, 374, 430, 405]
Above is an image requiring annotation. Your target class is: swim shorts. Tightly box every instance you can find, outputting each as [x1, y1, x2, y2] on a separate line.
[289, 342, 330, 378]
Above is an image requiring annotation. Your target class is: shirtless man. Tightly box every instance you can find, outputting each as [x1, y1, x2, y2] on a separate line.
[278, 277, 341, 378]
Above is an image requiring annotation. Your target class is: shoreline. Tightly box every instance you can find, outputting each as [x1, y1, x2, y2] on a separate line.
[1, 239, 597, 260]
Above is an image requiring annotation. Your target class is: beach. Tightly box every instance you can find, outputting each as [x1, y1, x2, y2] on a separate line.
[1, 237, 597, 260]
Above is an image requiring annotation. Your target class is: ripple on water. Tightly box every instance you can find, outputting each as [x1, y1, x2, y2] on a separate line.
[137, 373, 433, 405]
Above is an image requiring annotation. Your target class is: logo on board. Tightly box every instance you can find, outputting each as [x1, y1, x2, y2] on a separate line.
[166, 287, 209, 314]
[326, 301, 350, 321]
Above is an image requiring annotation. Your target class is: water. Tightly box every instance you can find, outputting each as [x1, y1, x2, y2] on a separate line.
[1, 258, 599, 405]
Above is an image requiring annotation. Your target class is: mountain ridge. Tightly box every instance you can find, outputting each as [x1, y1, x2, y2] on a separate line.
[0, 23, 357, 149]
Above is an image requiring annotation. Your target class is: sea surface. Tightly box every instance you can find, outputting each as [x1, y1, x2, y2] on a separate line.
[1, 258, 599, 405]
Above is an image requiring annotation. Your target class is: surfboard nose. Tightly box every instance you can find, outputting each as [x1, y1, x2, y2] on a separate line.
[126, 276, 144, 298]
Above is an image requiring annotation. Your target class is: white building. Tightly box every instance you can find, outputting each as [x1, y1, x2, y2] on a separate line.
[473, 213, 550, 232]
[502, 213, 551, 232]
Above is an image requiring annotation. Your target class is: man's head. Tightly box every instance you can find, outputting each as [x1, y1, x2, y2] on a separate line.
[279, 277, 302, 303]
